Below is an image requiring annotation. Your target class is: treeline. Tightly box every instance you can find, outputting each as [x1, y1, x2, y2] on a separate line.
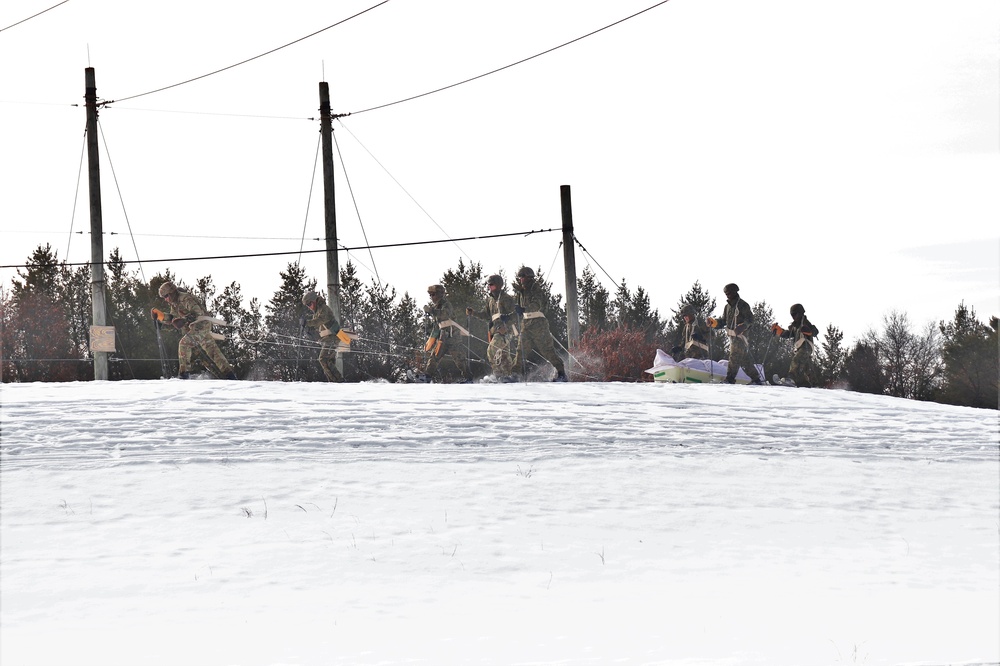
[1, 244, 996, 409]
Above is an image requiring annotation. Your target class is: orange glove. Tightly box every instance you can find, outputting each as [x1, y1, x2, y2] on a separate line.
[706, 317, 718, 328]
[151, 308, 166, 322]
[771, 323, 784, 336]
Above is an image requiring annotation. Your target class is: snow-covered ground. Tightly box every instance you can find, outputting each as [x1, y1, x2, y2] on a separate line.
[1, 380, 997, 666]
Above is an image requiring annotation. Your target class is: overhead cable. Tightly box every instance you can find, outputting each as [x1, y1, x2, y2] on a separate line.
[0, 228, 559, 269]
[107, 0, 391, 105]
[347, 0, 673, 116]
[0, 0, 69, 33]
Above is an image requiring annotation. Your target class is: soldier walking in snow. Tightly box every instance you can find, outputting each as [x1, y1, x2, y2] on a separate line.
[423, 284, 472, 383]
[302, 290, 344, 383]
[772, 303, 820, 387]
[671, 304, 710, 360]
[707, 283, 760, 384]
[511, 266, 567, 382]
[152, 281, 237, 380]
[466, 274, 517, 380]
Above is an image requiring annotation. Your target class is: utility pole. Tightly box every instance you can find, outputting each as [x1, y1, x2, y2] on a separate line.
[561, 185, 580, 362]
[318, 81, 346, 378]
[86, 67, 109, 380]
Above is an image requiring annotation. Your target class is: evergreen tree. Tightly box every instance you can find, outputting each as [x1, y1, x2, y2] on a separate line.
[263, 263, 318, 381]
[338, 261, 364, 331]
[212, 281, 261, 378]
[352, 281, 402, 381]
[816, 324, 846, 387]
[844, 338, 884, 395]
[393, 292, 424, 375]
[105, 249, 159, 379]
[439, 259, 488, 375]
[747, 301, 782, 381]
[8, 245, 84, 381]
[577, 266, 610, 333]
[938, 303, 998, 408]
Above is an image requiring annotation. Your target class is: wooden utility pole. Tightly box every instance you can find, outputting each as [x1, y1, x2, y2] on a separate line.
[561, 185, 580, 359]
[85, 68, 109, 380]
[318, 82, 346, 377]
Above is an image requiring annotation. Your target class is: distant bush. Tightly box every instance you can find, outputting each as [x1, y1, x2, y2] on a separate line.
[573, 325, 658, 382]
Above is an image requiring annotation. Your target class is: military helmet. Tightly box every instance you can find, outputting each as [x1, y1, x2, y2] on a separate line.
[790, 303, 805, 317]
[680, 304, 696, 318]
[427, 284, 446, 297]
[486, 274, 504, 288]
[158, 281, 178, 298]
[724, 283, 739, 294]
[302, 290, 319, 305]
[516, 266, 535, 279]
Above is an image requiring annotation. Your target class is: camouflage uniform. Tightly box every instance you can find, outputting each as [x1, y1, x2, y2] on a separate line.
[424, 291, 472, 382]
[779, 311, 819, 387]
[469, 288, 517, 378]
[512, 276, 566, 379]
[304, 296, 344, 382]
[712, 285, 757, 384]
[672, 309, 710, 360]
[164, 291, 234, 377]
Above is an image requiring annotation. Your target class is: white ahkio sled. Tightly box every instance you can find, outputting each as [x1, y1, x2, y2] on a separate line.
[644, 349, 763, 385]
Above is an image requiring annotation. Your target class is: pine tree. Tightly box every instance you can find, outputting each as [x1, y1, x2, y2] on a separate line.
[105, 249, 159, 379]
[8, 245, 83, 381]
[577, 266, 610, 333]
[263, 262, 318, 381]
[938, 303, 998, 408]
[439, 259, 488, 375]
[747, 301, 781, 381]
[393, 291, 424, 377]
[816, 324, 846, 387]
[212, 281, 260, 378]
[844, 338, 884, 395]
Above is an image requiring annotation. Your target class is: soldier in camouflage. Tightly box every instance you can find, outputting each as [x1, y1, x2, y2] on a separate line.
[466, 274, 517, 379]
[772, 303, 820, 387]
[302, 291, 344, 383]
[671, 304, 710, 360]
[152, 281, 237, 380]
[423, 284, 472, 382]
[707, 283, 760, 384]
[511, 267, 567, 381]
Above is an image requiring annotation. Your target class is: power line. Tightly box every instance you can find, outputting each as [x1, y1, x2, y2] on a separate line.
[347, 0, 674, 116]
[107, 0, 392, 105]
[0, 0, 69, 33]
[0, 228, 559, 269]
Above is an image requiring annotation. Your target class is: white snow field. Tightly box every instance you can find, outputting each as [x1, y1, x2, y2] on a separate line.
[1, 380, 997, 666]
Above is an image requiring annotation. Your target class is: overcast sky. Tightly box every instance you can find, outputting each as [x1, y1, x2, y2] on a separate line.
[2, 0, 997, 344]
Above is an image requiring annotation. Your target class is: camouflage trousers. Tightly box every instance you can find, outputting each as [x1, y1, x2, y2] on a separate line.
[513, 321, 564, 376]
[179, 327, 233, 375]
[726, 335, 757, 383]
[318, 339, 344, 382]
[487, 331, 515, 377]
[788, 345, 817, 388]
[425, 339, 471, 381]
